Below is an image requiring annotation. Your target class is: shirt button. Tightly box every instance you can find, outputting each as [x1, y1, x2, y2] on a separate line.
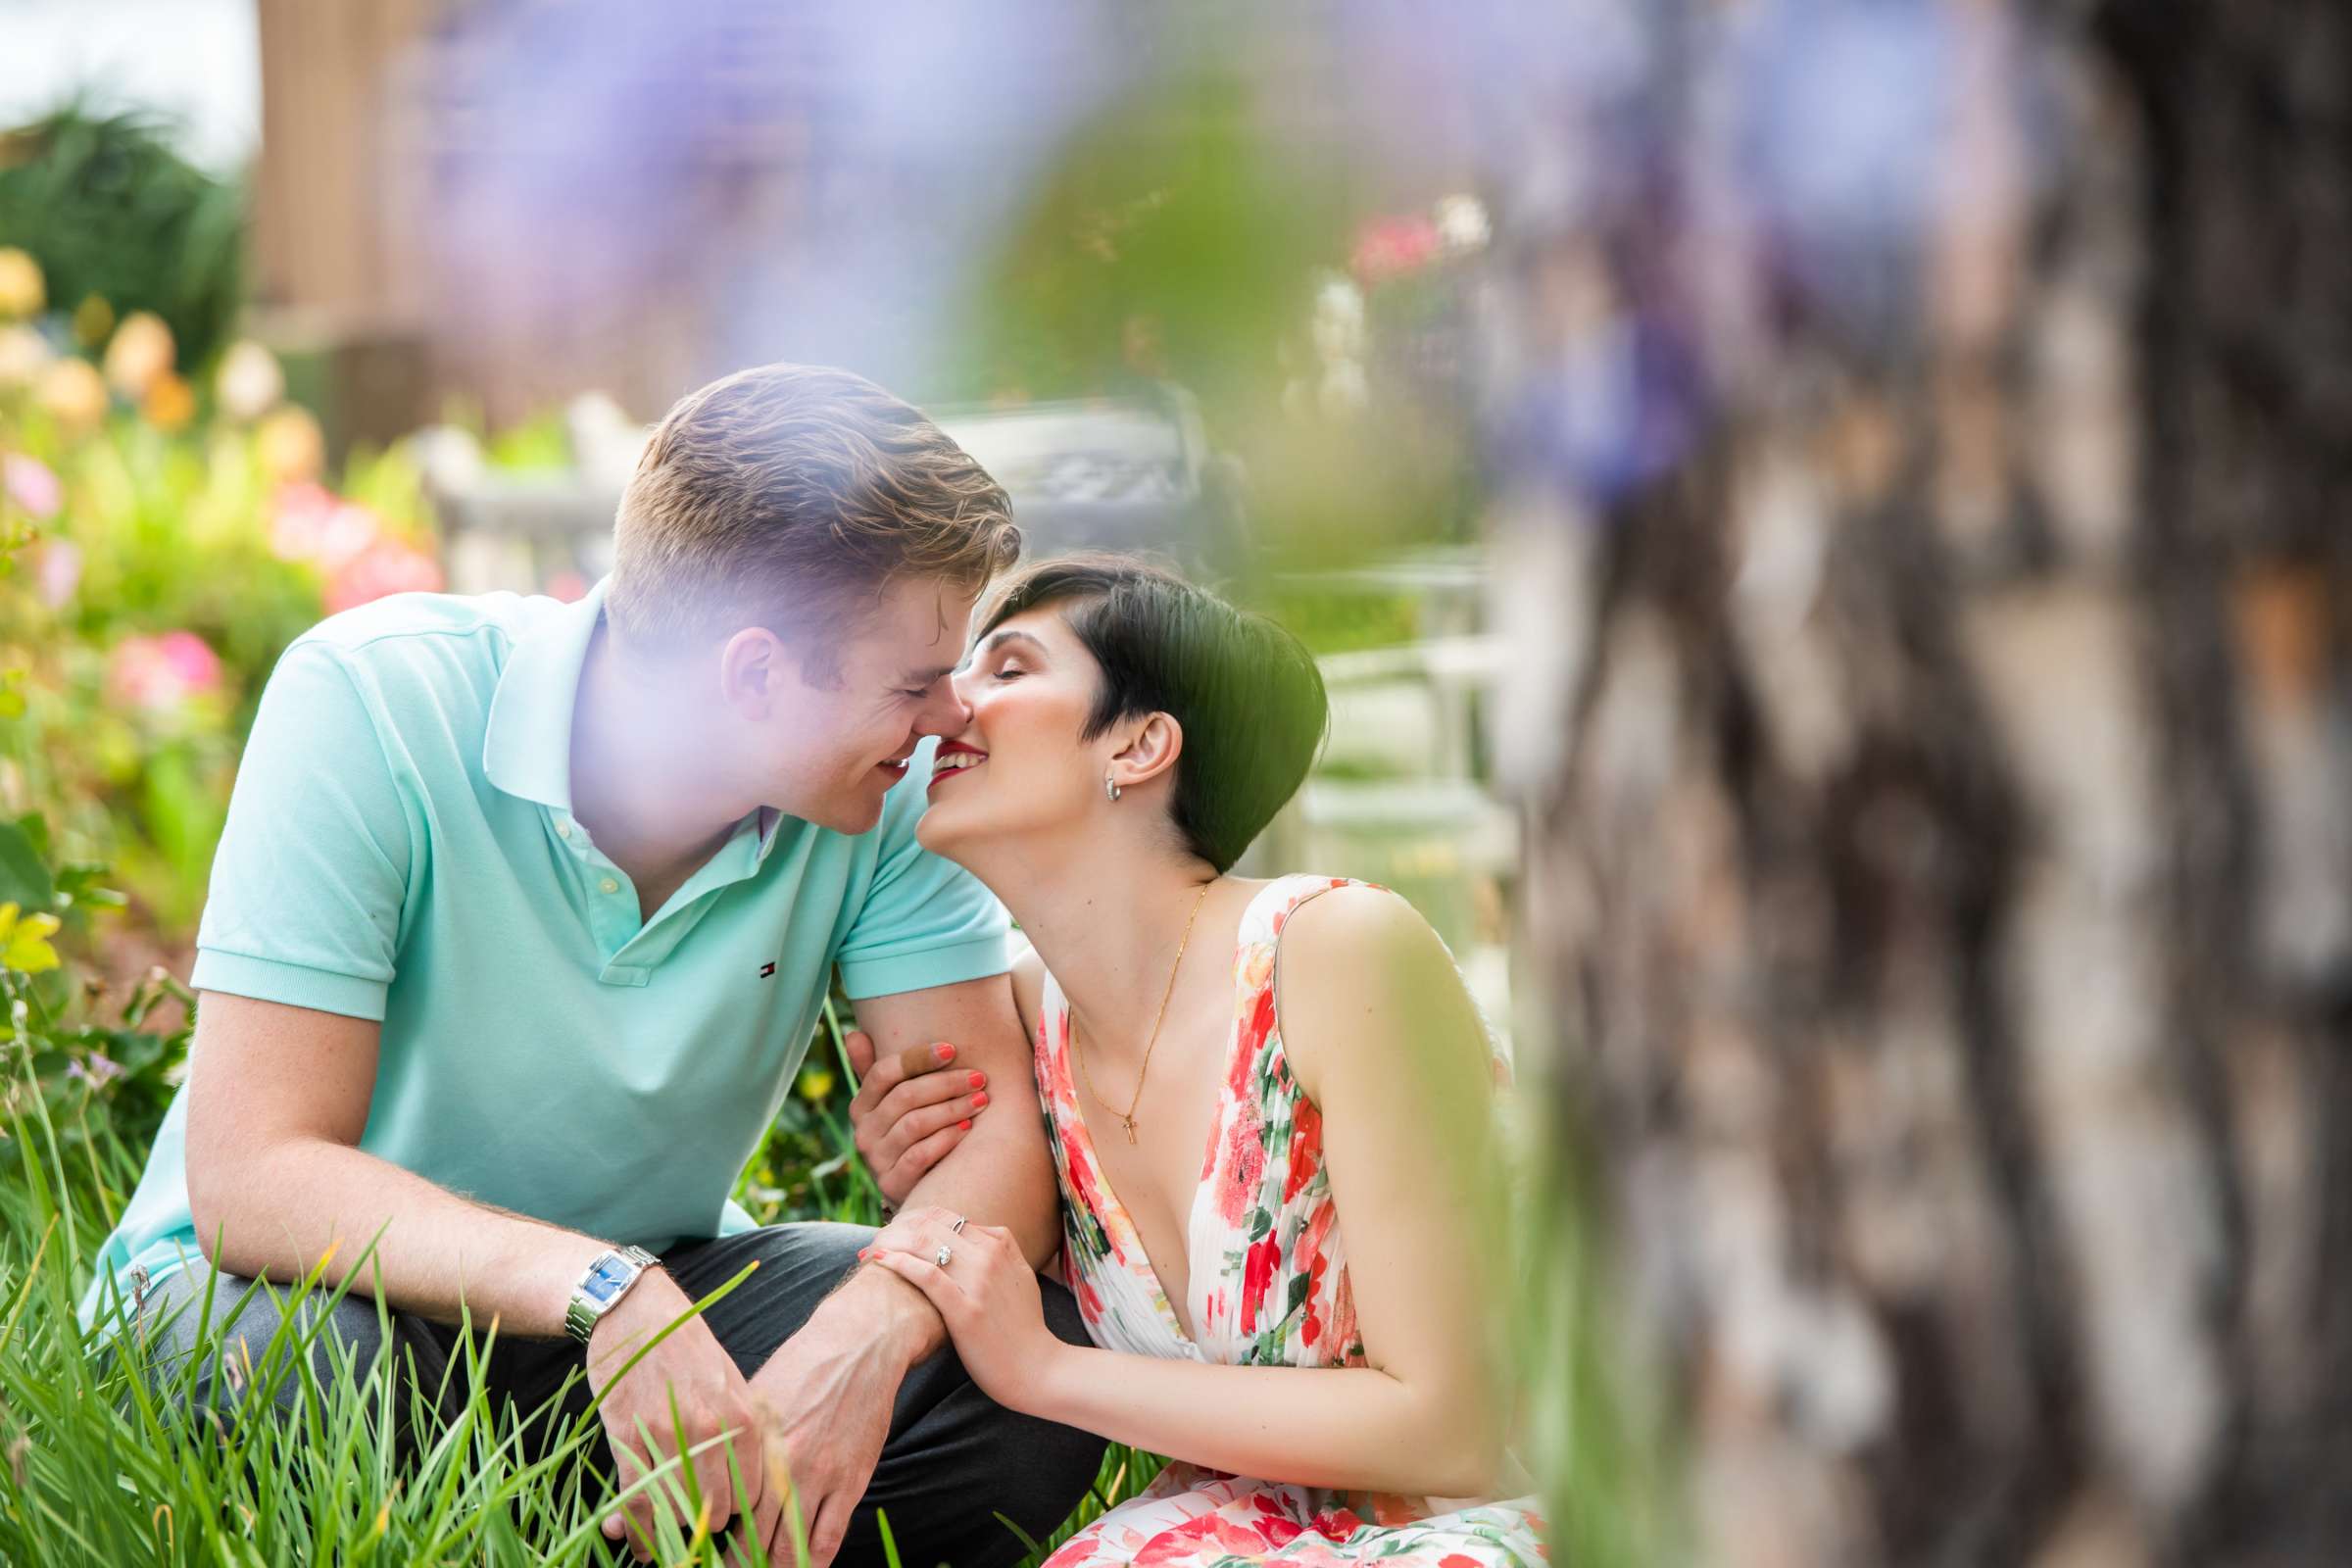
[556, 820, 573, 839]
[599, 877, 619, 895]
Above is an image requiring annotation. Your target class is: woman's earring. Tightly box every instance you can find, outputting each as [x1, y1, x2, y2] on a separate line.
[1104, 772, 1122, 803]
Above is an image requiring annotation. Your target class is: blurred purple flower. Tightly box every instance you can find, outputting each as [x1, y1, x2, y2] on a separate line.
[68, 1053, 123, 1089]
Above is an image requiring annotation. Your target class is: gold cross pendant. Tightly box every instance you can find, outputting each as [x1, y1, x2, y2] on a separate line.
[1120, 1115, 1139, 1144]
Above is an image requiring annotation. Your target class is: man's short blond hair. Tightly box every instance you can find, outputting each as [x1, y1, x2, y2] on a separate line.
[606, 364, 1018, 671]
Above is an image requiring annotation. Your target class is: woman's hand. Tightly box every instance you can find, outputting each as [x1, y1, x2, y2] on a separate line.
[844, 1032, 991, 1208]
[859, 1205, 1069, 1415]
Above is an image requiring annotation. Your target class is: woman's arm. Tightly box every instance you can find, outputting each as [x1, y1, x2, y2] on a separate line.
[870, 886, 1512, 1498]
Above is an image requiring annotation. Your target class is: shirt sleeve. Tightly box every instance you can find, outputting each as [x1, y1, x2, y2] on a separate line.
[189, 639, 415, 1021]
[833, 742, 1010, 1000]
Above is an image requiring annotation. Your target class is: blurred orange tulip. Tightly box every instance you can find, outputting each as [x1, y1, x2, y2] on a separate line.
[144, 372, 197, 432]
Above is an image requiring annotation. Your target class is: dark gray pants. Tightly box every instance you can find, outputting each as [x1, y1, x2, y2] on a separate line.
[127, 1222, 1104, 1567]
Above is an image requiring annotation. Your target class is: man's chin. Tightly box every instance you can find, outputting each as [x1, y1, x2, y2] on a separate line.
[823, 792, 890, 836]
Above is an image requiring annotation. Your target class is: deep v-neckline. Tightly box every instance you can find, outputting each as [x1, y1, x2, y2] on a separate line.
[1044, 882, 1278, 1352]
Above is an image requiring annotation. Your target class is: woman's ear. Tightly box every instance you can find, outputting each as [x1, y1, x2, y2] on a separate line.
[1108, 712, 1184, 794]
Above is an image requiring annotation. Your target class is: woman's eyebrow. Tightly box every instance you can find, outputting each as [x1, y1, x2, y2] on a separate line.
[978, 628, 1048, 658]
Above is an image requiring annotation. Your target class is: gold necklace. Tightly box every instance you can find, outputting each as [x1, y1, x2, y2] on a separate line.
[1077, 878, 1215, 1145]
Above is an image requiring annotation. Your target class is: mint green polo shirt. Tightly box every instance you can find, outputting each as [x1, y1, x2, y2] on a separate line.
[81, 580, 1007, 1330]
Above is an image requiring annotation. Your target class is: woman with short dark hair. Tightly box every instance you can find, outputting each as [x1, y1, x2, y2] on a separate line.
[856, 556, 1546, 1567]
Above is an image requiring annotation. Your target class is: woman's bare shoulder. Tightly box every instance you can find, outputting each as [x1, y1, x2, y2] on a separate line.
[1277, 879, 1427, 967]
[1289, 879, 1486, 1109]
[1272, 882, 1465, 1083]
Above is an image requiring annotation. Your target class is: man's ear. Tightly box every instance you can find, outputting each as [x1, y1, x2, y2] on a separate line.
[1108, 712, 1184, 794]
[717, 627, 787, 717]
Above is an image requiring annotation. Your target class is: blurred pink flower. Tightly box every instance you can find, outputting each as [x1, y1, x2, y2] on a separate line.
[3, 453, 61, 519]
[1350, 216, 1443, 284]
[544, 570, 588, 604]
[270, 483, 382, 568]
[35, 539, 80, 608]
[325, 538, 444, 613]
[110, 630, 223, 712]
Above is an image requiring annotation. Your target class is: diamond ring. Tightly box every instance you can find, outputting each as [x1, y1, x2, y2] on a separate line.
[934, 1245, 954, 1269]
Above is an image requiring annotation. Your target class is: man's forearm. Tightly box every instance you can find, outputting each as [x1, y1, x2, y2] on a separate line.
[191, 1136, 614, 1337]
[802, 1096, 1062, 1370]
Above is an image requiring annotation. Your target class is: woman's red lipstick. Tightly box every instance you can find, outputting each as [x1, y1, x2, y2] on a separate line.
[930, 740, 987, 793]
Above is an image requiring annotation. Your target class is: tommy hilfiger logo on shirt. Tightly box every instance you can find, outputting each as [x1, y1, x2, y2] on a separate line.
[759, 961, 777, 978]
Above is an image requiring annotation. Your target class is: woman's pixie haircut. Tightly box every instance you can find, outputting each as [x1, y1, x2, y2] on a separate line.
[976, 555, 1328, 873]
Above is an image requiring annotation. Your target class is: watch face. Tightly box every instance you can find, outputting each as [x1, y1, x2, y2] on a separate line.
[581, 1254, 633, 1303]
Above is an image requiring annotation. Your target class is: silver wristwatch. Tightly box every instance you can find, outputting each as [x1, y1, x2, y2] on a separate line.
[564, 1244, 661, 1345]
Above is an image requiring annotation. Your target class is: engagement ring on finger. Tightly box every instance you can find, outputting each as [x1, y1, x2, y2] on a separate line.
[934, 1245, 954, 1268]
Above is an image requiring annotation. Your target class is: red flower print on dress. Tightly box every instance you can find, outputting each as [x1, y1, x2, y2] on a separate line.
[1371, 1492, 1434, 1527]
[1298, 1202, 1337, 1348]
[1215, 1102, 1266, 1227]
[1283, 1095, 1324, 1203]
[1232, 986, 1276, 1096]
[1241, 1234, 1281, 1333]
[1310, 1506, 1366, 1543]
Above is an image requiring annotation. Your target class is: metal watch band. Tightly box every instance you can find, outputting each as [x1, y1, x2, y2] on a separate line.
[564, 1244, 661, 1345]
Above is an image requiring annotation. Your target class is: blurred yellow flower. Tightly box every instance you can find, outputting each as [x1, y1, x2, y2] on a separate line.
[143, 371, 197, 432]
[216, 340, 284, 422]
[103, 311, 175, 399]
[256, 405, 326, 484]
[36, 358, 108, 437]
[72, 294, 114, 349]
[797, 1065, 837, 1102]
[0, 325, 53, 389]
[0, 903, 61, 975]
[0, 248, 42, 319]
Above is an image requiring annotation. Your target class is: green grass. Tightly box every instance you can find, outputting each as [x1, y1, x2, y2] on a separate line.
[0, 980, 1162, 1567]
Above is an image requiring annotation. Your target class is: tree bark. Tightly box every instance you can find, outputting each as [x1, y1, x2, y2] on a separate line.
[1493, 3, 2352, 1562]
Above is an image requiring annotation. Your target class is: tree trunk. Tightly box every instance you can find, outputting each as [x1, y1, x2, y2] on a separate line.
[1492, 2, 2352, 1562]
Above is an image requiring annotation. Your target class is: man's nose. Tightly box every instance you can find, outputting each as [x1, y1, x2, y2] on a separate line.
[926, 678, 973, 735]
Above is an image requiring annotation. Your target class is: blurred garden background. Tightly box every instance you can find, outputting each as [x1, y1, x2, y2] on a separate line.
[5, 0, 2352, 1564]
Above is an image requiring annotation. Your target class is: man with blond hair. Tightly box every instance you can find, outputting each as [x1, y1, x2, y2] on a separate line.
[84, 364, 1100, 1565]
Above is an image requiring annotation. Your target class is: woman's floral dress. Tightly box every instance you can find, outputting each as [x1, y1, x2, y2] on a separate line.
[1033, 875, 1547, 1568]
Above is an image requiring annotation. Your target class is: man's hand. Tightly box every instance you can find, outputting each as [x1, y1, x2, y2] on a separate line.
[744, 1268, 933, 1568]
[588, 1269, 780, 1562]
[845, 1029, 992, 1207]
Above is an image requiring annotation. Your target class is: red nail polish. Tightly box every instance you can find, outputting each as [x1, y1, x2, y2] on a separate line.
[968, 1070, 986, 1089]
[972, 1092, 990, 1108]
[958, 1119, 973, 1131]
[934, 1043, 955, 1061]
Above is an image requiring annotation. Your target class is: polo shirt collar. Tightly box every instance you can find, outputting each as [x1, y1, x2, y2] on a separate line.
[482, 576, 609, 811]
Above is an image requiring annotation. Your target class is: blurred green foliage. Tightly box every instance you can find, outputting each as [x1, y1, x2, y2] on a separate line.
[0, 105, 246, 371]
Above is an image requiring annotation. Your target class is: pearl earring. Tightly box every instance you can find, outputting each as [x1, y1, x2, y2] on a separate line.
[1104, 772, 1122, 803]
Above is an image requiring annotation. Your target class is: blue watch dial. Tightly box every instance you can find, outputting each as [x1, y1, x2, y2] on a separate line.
[580, 1255, 634, 1303]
